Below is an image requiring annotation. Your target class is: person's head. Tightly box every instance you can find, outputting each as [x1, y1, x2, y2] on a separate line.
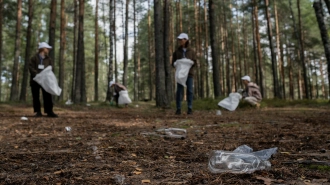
[38, 42, 52, 56]
[241, 75, 251, 86]
[177, 33, 189, 48]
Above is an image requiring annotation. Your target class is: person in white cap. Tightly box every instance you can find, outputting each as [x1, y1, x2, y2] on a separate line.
[172, 33, 197, 115]
[28, 42, 58, 117]
[240, 75, 262, 108]
[109, 81, 128, 107]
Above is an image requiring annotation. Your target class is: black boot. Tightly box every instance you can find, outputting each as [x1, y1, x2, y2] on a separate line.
[35, 112, 42, 117]
[47, 112, 58, 117]
[187, 108, 192, 115]
[175, 109, 181, 115]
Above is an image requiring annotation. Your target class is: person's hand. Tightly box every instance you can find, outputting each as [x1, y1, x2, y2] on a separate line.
[237, 89, 244, 93]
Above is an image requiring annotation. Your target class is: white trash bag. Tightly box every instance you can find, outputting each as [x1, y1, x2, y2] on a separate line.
[174, 58, 194, 87]
[118, 90, 132, 105]
[218, 92, 242, 111]
[33, 66, 62, 96]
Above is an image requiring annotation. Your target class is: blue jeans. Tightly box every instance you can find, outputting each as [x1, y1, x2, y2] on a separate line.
[176, 77, 193, 110]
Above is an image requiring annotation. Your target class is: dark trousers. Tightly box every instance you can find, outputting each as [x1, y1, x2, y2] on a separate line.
[31, 81, 53, 113]
[176, 77, 193, 110]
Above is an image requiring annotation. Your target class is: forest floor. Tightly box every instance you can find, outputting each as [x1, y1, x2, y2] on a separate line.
[0, 102, 330, 185]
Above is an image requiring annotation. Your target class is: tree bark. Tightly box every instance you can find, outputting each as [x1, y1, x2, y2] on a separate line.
[75, 0, 86, 103]
[10, 0, 22, 101]
[114, 0, 118, 83]
[0, 0, 2, 101]
[48, 0, 57, 70]
[122, 0, 129, 86]
[164, 0, 173, 102]
[323, 0, 330, 14]
[265, 0, 279, 98]
[313, 0, 330, 98]
[94, 0, 99, 101]
[204, 0, 210, 97]
[71, 0, 78, 102]
[148, 0, 153, 100]
[154, 0, 168, 107]
[209, 0, 221, 97]
[20, 0, 34, 101]
[319, 58, 327, 98]
[133, 0, 138, 101]
[251, 5, 258, 85]
[59, 0, 66, 101]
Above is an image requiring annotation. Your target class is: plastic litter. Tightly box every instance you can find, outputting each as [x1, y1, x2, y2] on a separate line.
[114, 174, 125, 185]
[208, 145, 277, 174]
[21, 117, 28, 121]
[65, 127, 72, 132]
[216, 110, 221, 116]
[65, 99, 73, 105]
[218, 92, 242, 111]
[141, 128, 187, 139]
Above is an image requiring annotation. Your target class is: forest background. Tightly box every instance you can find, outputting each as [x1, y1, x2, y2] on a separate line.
[0, 0, 329, 107]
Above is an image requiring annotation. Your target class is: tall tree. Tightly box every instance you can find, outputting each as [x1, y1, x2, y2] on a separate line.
[74, 0, 86, 103]
[313, 0, 330, 97]
[10, 0, 22, 101]
[48, 0, 57, 68]
[114, 0, 118, 83]
[297, 0, 309, 99]
[253, 0, 264, 97]
[122, 0, 129, 86]
[204, 0, 210, 97]
[265, 0, 279, 98]
[20, 0, 34, 101]
[106, 0, 114, 101]
[0, 0, 3, 101]
[148, 0, 153, 100]
[71, 0, 78, 101]
[154, 0, 168, 107]
[323, 0, 330, 14]
[94, 0, 99, 101]
[164, 0, 173, 102]
[58, 0, 66, 101]
[134, 0, 138, 101]
[209, 0, 221, 97]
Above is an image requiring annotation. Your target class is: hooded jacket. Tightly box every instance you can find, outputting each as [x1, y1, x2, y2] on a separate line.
[172, 47, 197, 77]
[244, 82, 262, 101]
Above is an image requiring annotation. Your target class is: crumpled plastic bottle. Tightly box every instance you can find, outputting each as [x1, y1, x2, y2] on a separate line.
[208, 145, 277, 174]
[156, 128, 187, 139]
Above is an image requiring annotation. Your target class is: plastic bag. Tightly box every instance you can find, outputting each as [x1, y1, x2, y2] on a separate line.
[174, 58, 194, 87]
[208, 145, 277, 174]
[218, 92, 242, 111]
[118, 90, 132, 105]
[33, 66, 62, 96]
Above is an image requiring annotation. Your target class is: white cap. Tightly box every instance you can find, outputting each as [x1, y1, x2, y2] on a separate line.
[241, 75, 251, 82]
[38, 42, 52, 49]
[177, 33, 189, 40]
[109, 81, 115, 87]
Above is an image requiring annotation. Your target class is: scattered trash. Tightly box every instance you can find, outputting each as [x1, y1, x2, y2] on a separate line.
[21, 117, 28, 121]
[65, 99, 73, 105]
[65, 127, 72, 132]
[156, 128, 187, 139]
[141, 128, 187, 139]
[86, 104, 91, 107]
[135, 105, 139, 108]
[216, 110, 221, 116]
[208, 145, 277, 174]
[113, 174, 125, 185]
[95, 155, 102, 160]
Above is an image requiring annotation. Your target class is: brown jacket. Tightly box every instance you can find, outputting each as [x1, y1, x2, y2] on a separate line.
[29, 53, 54, 85]
[244, 82, 262, 101]
[113, 83, 127, 94]
[172, 47, 197, 77]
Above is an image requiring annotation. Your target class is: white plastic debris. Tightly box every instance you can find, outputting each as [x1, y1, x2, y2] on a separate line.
[21, 117, 28, 121]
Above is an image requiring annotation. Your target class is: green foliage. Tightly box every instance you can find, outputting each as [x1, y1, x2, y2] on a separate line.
[306, 165, 330, 172]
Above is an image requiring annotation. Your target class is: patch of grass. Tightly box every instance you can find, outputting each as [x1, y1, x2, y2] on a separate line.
[111, 132, 121, 137]
[306, 165, 330, 172]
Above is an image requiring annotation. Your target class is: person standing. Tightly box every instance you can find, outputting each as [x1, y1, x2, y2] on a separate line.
[172, 33, 197, 115]
[29, 42, 58, 117]
[241, 75, 262, 108]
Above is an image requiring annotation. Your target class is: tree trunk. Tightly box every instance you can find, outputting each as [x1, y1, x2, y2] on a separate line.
[20, 0, 34, 101]
[287, 46, 294, 99]
[204, 0, 210, 97]
[253, 0, 264, 97]
[114, 0, 118, 83]
[122, 0, 129, 86]
[133, 0, 138, 101]
[0, 0, 2, 101]
[10, 0, 22, 101]
[265, 0, 279, 98]
[75, 0, 86, 103]
[242, 10, 248, 76]
[194, 0, 201, 99]
[154, 0, 168, 107]
[230, 3, 237, 92]
[209, 0, 221, 97]
[164, 0, 173, 102]
[71, 0, 78, 102]
[59, 0, 66, 101]
[103, 0, 110, 101]
[94, 0, 99, 101]
[297, 0, 309, 99]
[48, 0, 57, 70]
[313, 0, 330, 98]
[319, 58, 327, 98]
[148, 0, 153, 100]
[323, 0, 330, 14]
[251, 6, 258, 84]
